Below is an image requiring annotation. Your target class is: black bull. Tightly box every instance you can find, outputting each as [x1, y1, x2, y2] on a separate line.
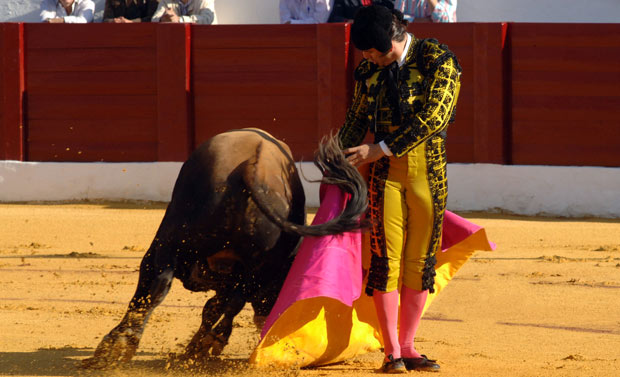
[82, 128, 367, 368]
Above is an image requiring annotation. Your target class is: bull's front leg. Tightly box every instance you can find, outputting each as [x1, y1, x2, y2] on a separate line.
[82, 247, 175, 369]
[183, 290, 246, 360]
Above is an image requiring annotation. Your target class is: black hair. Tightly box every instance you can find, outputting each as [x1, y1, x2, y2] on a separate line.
[351, 4, 409, 53]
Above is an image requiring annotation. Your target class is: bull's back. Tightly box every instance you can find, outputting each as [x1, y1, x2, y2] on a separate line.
[162, 129, 302, 255]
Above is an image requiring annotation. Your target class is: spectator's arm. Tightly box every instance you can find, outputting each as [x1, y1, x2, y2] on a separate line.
[63, 0, 95, 23]
[279, 0, 294, 24]
[40, 0, 58, 22]
[430, 0, 457, 23]
[180, 0, 215, 24]
[142, 0, 160, 22]
[151, 0, 168, 22]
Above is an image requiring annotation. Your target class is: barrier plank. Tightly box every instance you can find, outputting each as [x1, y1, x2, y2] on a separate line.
[192, 24, 318, 49]
[25, 23, 157, 49]
[192, 48, 318, 73]
[28, 118, 156, 162]
[27, 71, 156, 96]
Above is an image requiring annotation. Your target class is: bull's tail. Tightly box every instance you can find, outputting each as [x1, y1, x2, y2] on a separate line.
[247, 134, 368, 237]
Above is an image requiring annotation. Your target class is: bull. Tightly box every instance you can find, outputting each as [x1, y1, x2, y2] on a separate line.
[82, 128, 367, 368]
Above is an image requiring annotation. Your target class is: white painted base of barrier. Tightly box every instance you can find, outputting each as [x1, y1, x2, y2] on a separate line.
[1, 161, 619, 218]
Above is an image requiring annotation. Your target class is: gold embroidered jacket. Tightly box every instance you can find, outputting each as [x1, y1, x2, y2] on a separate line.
[338, 34, 461, 158]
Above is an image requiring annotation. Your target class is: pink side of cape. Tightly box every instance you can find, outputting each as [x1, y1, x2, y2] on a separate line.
[260, 184, 495, 338]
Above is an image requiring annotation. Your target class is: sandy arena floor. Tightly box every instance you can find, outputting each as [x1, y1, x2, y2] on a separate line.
[1, 202, 619, 377]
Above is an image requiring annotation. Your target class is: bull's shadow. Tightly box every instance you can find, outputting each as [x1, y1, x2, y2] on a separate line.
[0, 347, 151, 376]
[0, 347, 254, 376]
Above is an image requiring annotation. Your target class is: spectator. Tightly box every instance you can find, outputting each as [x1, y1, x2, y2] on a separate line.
[395, 0, 456, 23]
[279, 0, 334, 24]
[40, 0, 95, 23]
[328, 0, 394, 23]
[103, 0, 160, 23]
[151, 0, 216, 24]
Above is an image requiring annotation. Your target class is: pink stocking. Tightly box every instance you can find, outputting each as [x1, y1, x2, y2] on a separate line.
[399, 286, 428, 358]
[372, 289, 401, 359]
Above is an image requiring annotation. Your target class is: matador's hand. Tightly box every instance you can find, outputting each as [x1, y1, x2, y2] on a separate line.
[343, 143, 385, 167]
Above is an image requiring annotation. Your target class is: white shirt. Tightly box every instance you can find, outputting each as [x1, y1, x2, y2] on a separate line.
[279, 0, 334, 24]
[151, 0, 217, 24]
[40, 0, 95, 23]
[379, 33, 412, 156]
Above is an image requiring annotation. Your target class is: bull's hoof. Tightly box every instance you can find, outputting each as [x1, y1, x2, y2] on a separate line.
[80, 329, 139, 369]
[253, 315, 266, 331]
[183, 333, 228, 360]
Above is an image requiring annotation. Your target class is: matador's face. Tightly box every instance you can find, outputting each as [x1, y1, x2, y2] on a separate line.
[362, 47, 396, 67]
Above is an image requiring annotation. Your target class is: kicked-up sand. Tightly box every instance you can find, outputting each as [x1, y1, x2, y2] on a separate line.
[0, 202, 619, 377]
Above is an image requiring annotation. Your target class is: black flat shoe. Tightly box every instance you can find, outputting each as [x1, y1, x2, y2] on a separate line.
[402, 354, 440, 372]
[379, 354, 407, 374]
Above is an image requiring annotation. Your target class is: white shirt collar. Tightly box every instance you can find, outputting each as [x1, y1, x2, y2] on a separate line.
[398, 33, 412, 67]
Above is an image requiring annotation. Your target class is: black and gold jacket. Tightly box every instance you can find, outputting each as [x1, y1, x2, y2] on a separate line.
[338, 34, 462, 158]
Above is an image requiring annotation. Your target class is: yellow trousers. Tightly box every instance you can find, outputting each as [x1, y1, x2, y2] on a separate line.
[365, 141, 445, 293]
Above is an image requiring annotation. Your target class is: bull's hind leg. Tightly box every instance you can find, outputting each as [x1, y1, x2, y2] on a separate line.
[183, 290, 246, 360]
[82, 247, 175, 369]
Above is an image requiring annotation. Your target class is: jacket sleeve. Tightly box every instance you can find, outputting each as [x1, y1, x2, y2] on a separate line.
[180, 0, 215, 24]
[383, 40, 461, 157]
[338, 77, 370, 150]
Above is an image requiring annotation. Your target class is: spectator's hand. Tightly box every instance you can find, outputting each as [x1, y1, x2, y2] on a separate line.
[46, 17, 65, 23]
[343, 144, 385, 167]
[161, 8, 179, 23]
[114, 17, 133, 23]
[283, 20, 291, 24]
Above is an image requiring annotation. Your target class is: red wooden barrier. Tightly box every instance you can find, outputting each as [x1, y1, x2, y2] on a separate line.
[25, 23, 160, 162]
[191, 23, 350, 160]
[0, 23, 25, 161]
[1, 22, 617, 167]
[24, 23, 193, 162]
[510, 23, 620, 167]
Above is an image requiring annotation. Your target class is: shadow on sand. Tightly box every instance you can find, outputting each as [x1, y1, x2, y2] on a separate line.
[0, 347, 253, 376]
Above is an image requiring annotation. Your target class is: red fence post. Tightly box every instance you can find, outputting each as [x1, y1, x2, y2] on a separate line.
[156, 23, 192, 161]
[0, 23, 25, 161]
[472, 22, 509, 164]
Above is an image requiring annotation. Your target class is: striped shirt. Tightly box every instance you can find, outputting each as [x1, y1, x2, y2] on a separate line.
[395, 0, 457, 23]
